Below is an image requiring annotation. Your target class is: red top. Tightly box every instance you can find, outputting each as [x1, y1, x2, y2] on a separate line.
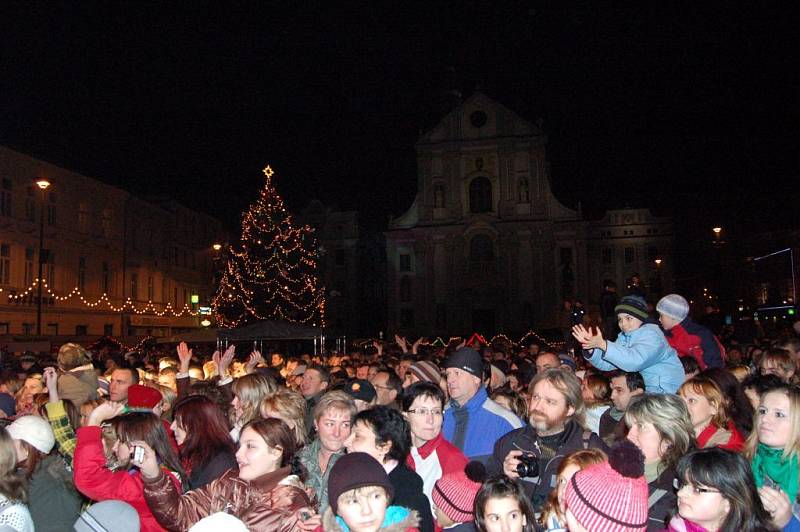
[696, 421, 745, 452]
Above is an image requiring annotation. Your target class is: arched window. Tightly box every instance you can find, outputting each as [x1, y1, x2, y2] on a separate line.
[469, 234, 494, 264]
[433, 183, 446, 208]
[469, 177, 492, 213]
[399, 276, 412, 302]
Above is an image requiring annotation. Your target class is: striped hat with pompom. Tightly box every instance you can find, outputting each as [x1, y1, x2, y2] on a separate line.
[564, 440, 649, 532]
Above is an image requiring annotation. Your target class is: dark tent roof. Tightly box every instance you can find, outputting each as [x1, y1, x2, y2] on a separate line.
[218, 320, 322, 341]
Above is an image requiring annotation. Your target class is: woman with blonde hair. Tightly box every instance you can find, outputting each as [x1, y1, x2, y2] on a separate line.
[625, 393, 696, 531]
[746, 383, 800, 531]
[230, 373, 276, 441]
[0, 426, 33, 531]
[679, 375, 745, 451]
[260, 388, 307, 446]
[539, 448, 607, 531]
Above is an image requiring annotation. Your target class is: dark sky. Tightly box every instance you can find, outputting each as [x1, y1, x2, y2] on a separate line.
[2, 3, 798, 240]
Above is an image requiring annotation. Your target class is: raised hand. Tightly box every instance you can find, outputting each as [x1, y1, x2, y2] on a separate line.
[372, 340, 383, 356]
[176, 342, 193, 373]
[395, 334, 408, 353]
[43, 367, 59, 403]
[218, 345, 236, 377]
[245, 350, 263, 374]
[129, 439, 160, 479]
[88, 402, 126, 426]
[411, 337, 425, 354]
[572, 324, 607, 351]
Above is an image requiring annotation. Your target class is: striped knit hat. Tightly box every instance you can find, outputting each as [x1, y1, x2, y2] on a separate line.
[408, 360, 441, 384]
[614, 295, 650, 323]
[564, 440, 648, 532]
[432, 462, 486, 523]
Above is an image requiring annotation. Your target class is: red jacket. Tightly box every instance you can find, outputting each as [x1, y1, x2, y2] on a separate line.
[696, 422, 745, 452]
[406, 432, 468, 476]
[74, 426, 182, 532]
[664, 319, 725, 370]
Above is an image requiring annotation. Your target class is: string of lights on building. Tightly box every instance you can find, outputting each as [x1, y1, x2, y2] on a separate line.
[4, 279, 201, 317]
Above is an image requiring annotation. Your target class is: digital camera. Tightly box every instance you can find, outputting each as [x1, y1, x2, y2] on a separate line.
[516, 452, 539, 478]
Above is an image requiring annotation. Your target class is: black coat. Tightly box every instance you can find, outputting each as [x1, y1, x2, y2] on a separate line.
[388, 463, 435, 532]
[188, 449, 238, 490]
[646, 465, 677, 532]
[488, 420, 608, 511]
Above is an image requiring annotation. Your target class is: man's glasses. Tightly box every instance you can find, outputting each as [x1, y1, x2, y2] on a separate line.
[673, 478, 720, 494]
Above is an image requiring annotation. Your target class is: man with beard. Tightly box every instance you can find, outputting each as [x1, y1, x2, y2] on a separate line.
[488, 368, 607, 511]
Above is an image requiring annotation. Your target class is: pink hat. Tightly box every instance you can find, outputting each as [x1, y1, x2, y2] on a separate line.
[564, 440, 649, 532]
[433, 462, 486, 523]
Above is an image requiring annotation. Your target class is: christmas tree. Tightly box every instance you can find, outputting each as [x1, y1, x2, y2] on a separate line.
[212, 165, 325, 328]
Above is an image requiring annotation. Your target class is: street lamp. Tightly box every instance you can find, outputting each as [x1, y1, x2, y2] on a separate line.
[35, 179, 51, 336]
[212, 243, 222, 251]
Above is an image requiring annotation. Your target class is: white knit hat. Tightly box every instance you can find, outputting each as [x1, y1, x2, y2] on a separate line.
[656, 294, 690, 322]
[189, 513, 248, 531]
[7, 415, 55, 454]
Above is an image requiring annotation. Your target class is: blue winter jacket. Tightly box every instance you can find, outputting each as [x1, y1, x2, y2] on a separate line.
[584, 322, 684, 394]
[442, 386, 522, 463]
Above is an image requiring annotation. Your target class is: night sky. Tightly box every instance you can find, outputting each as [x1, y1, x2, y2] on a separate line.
[2, 3, 798, 241]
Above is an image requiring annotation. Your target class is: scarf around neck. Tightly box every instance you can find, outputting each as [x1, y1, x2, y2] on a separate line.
[752, 443, 799, 502]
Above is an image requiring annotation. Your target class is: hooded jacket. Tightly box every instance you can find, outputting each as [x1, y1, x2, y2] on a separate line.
[56, 364, 98, 408]
[584, 323, 684, 394]
[318, 505, 419, 532]
[442, 386, 522, 462]
[143, 466, 311, 532]
[663, 318, 725, 370]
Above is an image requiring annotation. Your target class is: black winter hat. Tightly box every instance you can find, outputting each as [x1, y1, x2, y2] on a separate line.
[327, 452, 394, 514]
[614, 295, 650, 322]
[443, 347, 484, 378]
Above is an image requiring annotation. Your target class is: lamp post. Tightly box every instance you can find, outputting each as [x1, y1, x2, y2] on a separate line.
[35, 179, 51, 336]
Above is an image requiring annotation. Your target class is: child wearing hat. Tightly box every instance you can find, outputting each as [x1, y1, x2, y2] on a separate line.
[572, 295, 684, 394]
[563, 440, 649, 532]
[432, 461, 486, 531]
[321, 452, 420, 532]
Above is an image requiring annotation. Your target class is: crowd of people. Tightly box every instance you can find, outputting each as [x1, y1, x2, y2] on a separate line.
[0, 292, 798, 531]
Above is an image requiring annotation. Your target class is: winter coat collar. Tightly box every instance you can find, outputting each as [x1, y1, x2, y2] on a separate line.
[322, 505, 419, 532]
[414, 432, 446, 460]
[448, 386, 488, 411]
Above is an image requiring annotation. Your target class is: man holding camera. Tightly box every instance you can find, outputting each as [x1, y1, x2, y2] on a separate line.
[488, 368, 607, 510]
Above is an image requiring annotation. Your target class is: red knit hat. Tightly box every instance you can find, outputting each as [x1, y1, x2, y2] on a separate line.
[564, 440, 649, 532]
[432, 462, 486, 523]
[126, 385, 162, 412]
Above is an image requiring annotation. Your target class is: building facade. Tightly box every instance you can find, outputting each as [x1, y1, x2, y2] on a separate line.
[385, 93, 674, 336]
[0, 146, 225, 340]
[301, 200, 386, 337]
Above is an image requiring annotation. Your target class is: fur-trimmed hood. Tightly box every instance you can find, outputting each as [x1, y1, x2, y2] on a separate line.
[321, 505, 419, 532]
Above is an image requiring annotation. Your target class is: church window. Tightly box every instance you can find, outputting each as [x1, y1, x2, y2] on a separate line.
[469, 177, 492, 213]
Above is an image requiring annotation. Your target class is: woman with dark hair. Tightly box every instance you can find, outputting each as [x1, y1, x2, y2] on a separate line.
[474, 476, 536, 532]
[344, 405, 435, 532]
[668, 447, 777, 531]
[700, 367, 754, 437]
[171, 395, 237, 489]
[139, 417, 312, 531]
[8, 415, 80, 531]
[74, 403, 186, 532]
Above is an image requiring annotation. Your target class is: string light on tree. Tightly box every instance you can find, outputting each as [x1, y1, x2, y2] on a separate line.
[211, 164, 325, 328]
